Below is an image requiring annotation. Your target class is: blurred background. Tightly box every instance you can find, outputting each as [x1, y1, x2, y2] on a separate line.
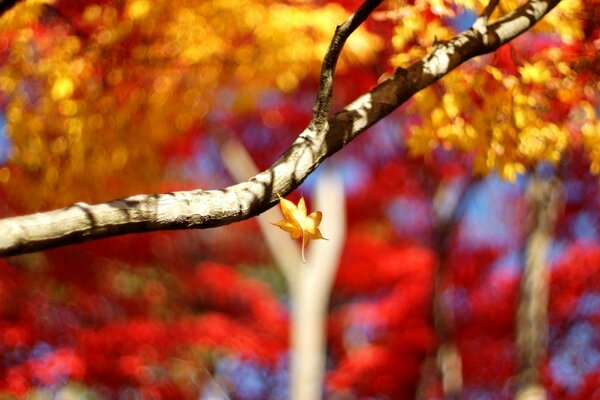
[0, 0, 599, 399]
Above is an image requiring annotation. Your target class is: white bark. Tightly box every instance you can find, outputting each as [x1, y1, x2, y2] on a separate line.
[289, 173, 345, 400]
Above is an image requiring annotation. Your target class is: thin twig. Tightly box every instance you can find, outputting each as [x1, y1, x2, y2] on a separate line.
[310, 0, 383, 132]
[481, 0, 501, 20]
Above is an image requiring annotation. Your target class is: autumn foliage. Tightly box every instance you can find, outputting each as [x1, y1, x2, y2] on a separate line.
[0, 0, 599, 399]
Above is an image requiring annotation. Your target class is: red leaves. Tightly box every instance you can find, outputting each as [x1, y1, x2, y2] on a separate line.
[335, 231, 436, 296]
[0, 324, 32, 348]
[550, 243, 600, 322]
[188, 262, 287, 331]
[29, 348, 86, 385]
[0, 348, 86, 395]
[459, 336, 517, 385]
[329, 345, 423, 399]
[329, 232, 436, 398]
[0, 256, 291, 397]
[176, 314, 285, 365]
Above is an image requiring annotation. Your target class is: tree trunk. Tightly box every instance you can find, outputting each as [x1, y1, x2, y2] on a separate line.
[515, 175, 562, 400]
[220, 140, 346, 400]
[416, 180, 474, 399]
[289, 172, 346, 400]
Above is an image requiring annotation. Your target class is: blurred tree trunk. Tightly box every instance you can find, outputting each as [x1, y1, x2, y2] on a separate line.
[515, 175, 562, 400]
[416, 180, 475, 399]
[289, 172, 345, 400]
[221, 140, 346, 400]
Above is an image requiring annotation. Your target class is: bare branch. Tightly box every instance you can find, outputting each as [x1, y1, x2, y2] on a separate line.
[0, 0, 563, 257]
[481, 0, 501, 20]
[310, 0, 383, 131]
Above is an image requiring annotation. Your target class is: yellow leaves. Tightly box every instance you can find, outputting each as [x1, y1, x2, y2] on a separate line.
[406, 56, 589, 182]
[534, 0, 584, 44]
[427, 0, 455, 16]
[442, 93, 460, 119]
[82, 5, 103, 24]
[486, 66, 504, 82]
[165, 2, 381, 95]
[252, 3, 382, 92]
[519, 62, 551, 84]
[126, 0, 151, 20]
[0, 1, 48, 31]
[582, 116, 600, 175]
[407, 126, 436, 158]
[517, 125, 567, 163]
[51, 77, 74, 100]
[500, 162, 526, 183]
[271, 195, 326, 263]
[0, 167, 10, 184]
[389, 12, 452, 67]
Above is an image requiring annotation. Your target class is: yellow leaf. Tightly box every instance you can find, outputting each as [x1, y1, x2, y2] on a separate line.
[519, 62, 551, 84]
[271, 195, 326, 262]
[51, 77, 74, 101]
[126, 0, 151, 20]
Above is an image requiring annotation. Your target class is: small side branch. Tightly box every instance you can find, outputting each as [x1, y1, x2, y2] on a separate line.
[481, 0, 501, 20]
[310, 0, 383, 131]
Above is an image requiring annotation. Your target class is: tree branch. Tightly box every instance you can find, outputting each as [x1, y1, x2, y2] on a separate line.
[310, 0, 383, 132]
[481, 0, 501, 20]
[0, 0, 563, 257]
[220, 139, 301, 281]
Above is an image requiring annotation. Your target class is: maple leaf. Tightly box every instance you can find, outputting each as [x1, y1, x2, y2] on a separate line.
[271, 195, 327, 263]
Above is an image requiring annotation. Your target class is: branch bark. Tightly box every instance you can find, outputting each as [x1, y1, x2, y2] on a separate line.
[0, 0, 563, 257]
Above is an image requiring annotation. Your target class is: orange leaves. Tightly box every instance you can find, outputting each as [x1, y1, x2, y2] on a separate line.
[0, 0, 383, 211]
[271, 195, 326, 262]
